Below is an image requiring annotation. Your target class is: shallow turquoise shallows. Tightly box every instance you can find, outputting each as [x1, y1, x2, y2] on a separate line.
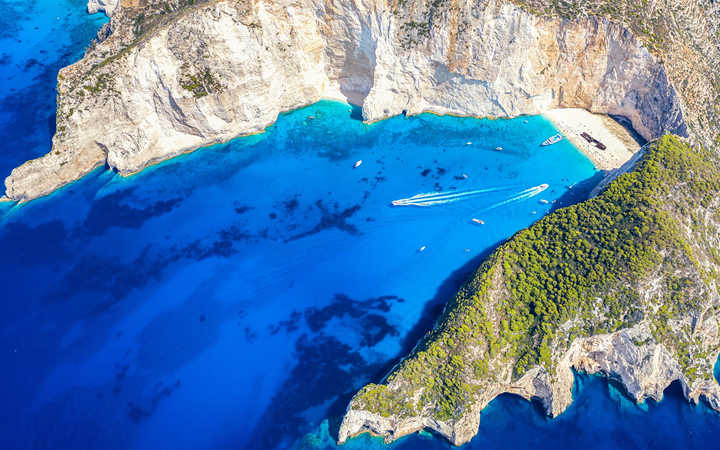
[2, 1, 720, 450]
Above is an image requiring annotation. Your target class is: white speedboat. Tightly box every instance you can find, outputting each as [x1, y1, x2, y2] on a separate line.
[353, 160, 363, 168]
[541, 134, 563, 146]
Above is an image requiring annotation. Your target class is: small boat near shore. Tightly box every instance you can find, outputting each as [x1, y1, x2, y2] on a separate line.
[472, 218, 485, 225]
[353, 160, 363, 168]
[541, 134, 563, 146]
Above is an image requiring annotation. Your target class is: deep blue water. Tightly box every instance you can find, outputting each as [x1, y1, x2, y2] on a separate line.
[1, 1, 720, 449]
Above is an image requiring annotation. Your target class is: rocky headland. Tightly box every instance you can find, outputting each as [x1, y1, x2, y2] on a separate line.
[339, 134, 720, 445]
[4, 0, 720, 448]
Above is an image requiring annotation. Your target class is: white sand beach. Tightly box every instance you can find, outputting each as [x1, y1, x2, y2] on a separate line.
[543, 108, 641, 171]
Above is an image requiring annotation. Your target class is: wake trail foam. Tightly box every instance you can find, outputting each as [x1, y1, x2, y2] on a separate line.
[392, 186, 514, 207]
[482, 183, 548, 211]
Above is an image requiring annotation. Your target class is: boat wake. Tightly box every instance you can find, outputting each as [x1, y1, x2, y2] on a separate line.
[483, 183, 549, 211]
[391, 184, 549, 211]
[391, 186, 513, 207]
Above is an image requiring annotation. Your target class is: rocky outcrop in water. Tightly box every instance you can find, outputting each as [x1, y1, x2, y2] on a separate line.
[2, 0, 701, 201]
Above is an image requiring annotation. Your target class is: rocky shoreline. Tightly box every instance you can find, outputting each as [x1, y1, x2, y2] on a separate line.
[338, 321, 720, 445]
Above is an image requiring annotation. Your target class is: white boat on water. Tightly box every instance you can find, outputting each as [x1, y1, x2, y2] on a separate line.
[541, 134, 563, 146]
[353, 160, 363, 168]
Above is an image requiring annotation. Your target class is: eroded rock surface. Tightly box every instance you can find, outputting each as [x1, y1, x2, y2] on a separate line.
[87, 0, 120, 16]
[339, 321, 720, 445]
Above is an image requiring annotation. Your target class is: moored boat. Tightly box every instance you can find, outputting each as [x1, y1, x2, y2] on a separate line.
[541, 134, 563, 146]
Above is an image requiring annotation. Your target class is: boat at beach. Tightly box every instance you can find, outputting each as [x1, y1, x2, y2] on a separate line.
[580, 132, 606, 150]
[541, 134, 563, 146]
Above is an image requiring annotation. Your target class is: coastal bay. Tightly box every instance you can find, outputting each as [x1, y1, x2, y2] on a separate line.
[2, 0, 720, 448]
[0, 97, 600, 449]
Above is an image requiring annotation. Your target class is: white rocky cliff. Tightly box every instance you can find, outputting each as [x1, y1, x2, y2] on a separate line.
[87, 0, 120, 16]
[3, 0, 688, 202]
[338, 318, 720, 446]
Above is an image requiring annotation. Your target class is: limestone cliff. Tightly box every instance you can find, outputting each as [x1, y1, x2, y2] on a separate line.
[340, 322, 720, 445]
[3, 0, 707, 201]
[87, 0, 120, 16]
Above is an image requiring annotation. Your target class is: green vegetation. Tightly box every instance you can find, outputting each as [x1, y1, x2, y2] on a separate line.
[353, 135, 720, 422]
[79, 0, 216, 86]
[399, 21, 431, 49]
[83, 73, 113, 94]
[132, 0, 205, 37]
[508, 0, 670, 52]
[179, 65, 224, 98]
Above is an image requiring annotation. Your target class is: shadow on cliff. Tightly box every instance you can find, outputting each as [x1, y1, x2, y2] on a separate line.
[608, 114, 648, 146]
[550, 171, 606, 213]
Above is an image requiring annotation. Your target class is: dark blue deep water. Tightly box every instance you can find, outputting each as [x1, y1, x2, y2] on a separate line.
[2, 1, 720, 449]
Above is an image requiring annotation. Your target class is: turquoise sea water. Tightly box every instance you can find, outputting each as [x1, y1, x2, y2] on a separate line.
[1, 2, 720, 449]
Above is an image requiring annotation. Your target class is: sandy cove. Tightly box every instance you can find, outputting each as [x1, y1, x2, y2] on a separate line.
[543, 108, 641, 171]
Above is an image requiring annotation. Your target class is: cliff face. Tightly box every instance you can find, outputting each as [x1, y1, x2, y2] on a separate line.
[2, 0, 694, 201]
[340, 322, 720, 445]
[87, 0, 120, 16]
